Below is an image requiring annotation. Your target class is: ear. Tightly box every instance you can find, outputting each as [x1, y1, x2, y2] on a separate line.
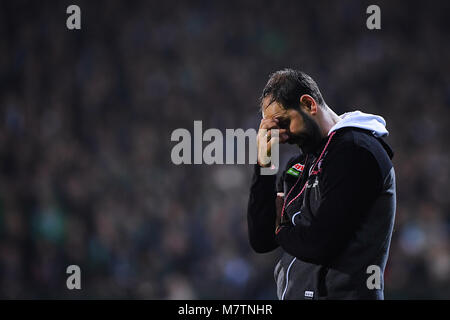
[299, 94, 318, 115]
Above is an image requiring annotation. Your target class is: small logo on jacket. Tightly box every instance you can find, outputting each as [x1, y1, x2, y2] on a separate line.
[304, 290, 314, 299]
[287, 163, 304, 177]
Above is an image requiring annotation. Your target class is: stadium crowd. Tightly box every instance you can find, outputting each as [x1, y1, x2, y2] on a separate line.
[0, 0, 449, 298]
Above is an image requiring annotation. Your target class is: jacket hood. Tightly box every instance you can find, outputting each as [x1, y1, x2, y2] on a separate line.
[328, 110, 389, 138]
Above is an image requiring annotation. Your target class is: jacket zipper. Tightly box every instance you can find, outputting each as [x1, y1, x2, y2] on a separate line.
[281, 257, 296, 300]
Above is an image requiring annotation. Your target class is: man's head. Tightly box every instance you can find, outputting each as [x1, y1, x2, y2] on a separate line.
[260, 69, 328, 154]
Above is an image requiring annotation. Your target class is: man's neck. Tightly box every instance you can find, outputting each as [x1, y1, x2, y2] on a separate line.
[303, 106, 341, 156]
[318, 105, 341, 138]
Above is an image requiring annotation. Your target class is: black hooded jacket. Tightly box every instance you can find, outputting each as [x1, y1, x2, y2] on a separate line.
[247, 126, 396, 299]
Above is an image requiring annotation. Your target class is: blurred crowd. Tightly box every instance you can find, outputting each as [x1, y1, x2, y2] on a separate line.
[0, 0, 449, 299]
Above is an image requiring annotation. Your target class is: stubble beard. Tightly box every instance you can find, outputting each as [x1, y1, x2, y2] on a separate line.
[288, 110, 324, 155]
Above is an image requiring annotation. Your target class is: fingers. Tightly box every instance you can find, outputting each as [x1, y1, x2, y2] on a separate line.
[258, 141, 271, 166]
[259, 129, 287, 148]
[266, 128, 287, 140]
[259, 118, 289, 142]
[257, 117, 288, 166]
[259, 118, 279, 130]
[267, 135, 279, 155]
[258, 135, 279, 166]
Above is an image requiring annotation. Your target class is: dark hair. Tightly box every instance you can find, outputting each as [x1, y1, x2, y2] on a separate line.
[260, 69, 325, 110]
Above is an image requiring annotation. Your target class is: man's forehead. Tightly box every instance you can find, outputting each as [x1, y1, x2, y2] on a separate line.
[261, 97, 285, 118]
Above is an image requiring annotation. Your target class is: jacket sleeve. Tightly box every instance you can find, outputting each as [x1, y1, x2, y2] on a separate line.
[275, 142, 383, 265]
[247, 164, 279, 253]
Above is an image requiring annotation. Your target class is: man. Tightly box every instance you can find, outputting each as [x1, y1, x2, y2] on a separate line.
[247, 69, 396, 299]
